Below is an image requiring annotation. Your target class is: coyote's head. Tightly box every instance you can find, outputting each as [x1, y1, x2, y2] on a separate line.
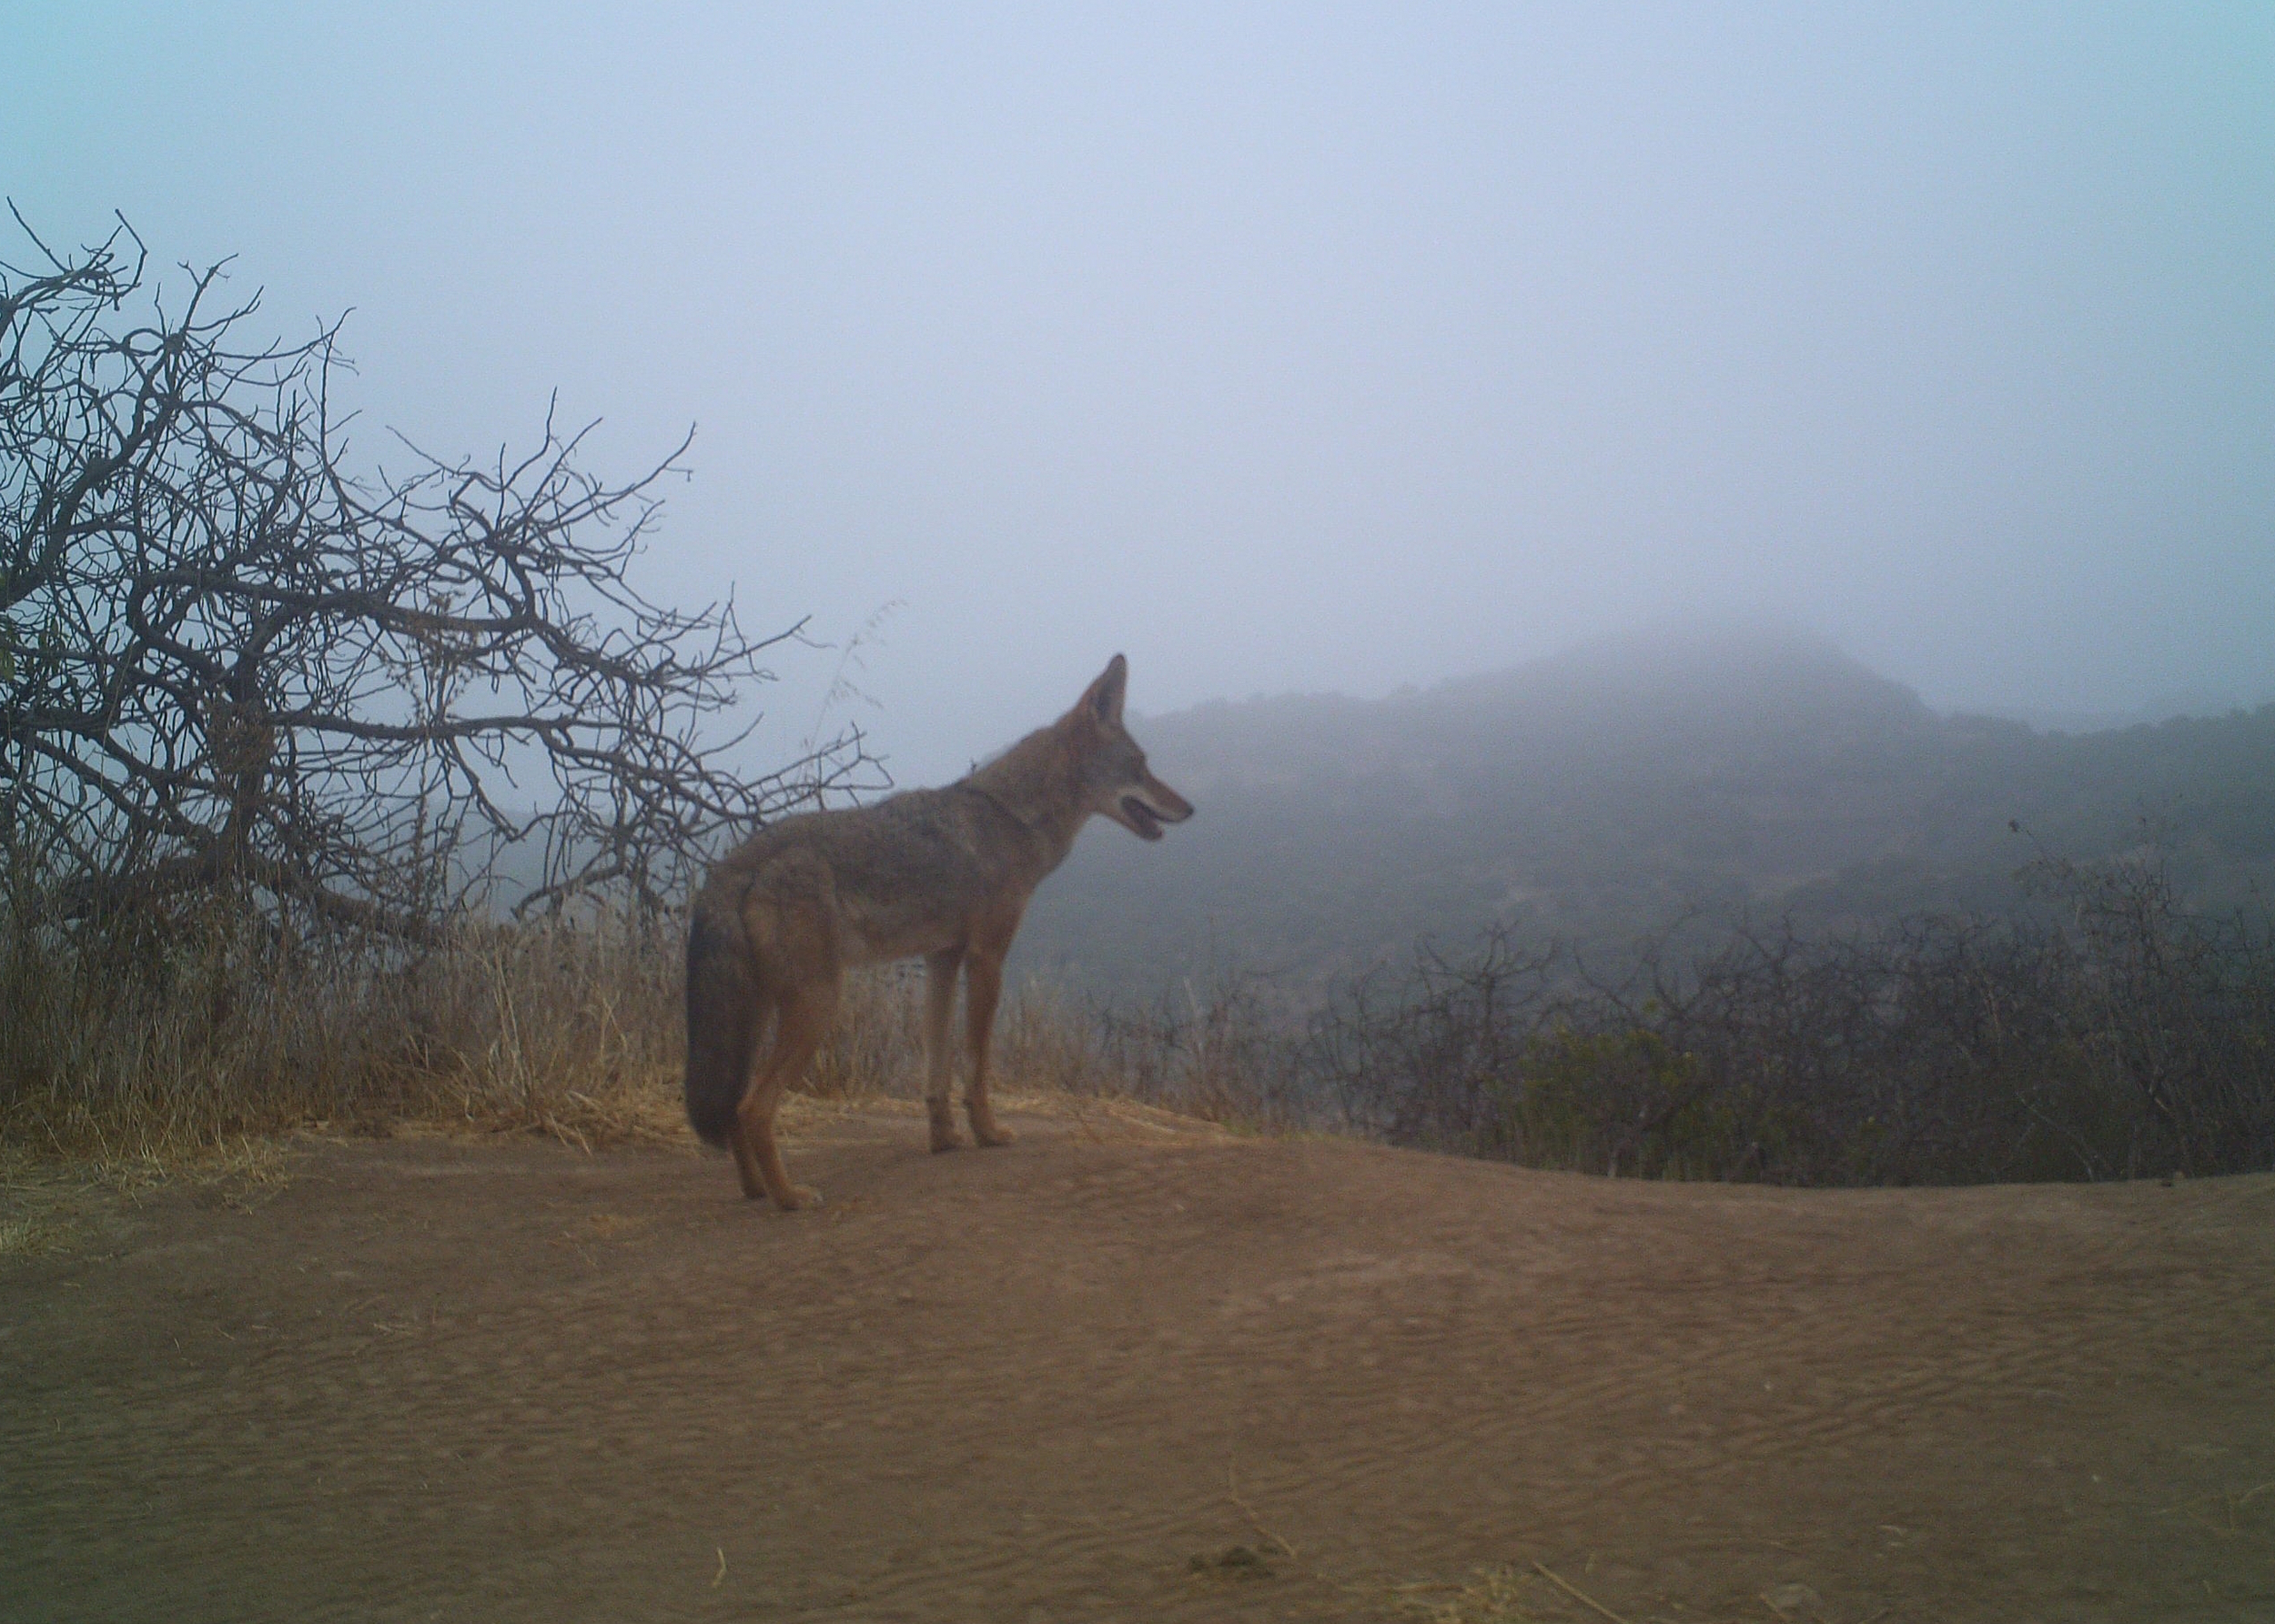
[1065, 655, 1194, 842]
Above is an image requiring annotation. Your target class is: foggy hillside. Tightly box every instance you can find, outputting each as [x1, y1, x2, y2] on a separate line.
[1009, 625, 2275, 1000]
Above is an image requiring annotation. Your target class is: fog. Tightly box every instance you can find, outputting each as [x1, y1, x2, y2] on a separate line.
[11, 3, 2271, 788]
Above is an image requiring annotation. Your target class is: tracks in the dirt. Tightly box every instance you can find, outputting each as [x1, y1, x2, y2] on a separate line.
[3, 1109, 2272, 1622]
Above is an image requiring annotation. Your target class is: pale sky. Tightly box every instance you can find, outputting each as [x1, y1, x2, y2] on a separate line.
[10, 3, 2272, 786]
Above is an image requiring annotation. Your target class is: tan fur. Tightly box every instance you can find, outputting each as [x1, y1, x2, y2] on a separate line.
[683, 655, 1192, 1208]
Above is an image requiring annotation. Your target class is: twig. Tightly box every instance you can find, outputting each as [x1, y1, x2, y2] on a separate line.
[1532, 1561, 1631, 1624]
[1226, 1461, 1298, 1559]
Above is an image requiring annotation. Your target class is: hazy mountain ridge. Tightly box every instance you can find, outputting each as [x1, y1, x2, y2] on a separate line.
[1009, 628, 2275, 998]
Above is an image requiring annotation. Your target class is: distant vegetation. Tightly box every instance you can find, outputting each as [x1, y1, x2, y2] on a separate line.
[1304, 840, 2275, 1183]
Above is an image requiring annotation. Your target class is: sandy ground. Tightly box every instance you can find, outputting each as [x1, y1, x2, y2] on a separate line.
[3, 1099, 2271, 1623]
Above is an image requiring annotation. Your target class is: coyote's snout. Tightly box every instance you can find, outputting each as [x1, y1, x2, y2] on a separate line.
[683, 654, 1192, 1208]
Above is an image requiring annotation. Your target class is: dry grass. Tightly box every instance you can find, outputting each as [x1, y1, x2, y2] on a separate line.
[0, 1194, 78, 1260]
[0, 1136, 291, 1259]
[1390, 1567, 1546, 1622]
[1387, 1562, 1651, 1624]
[0, 903, 692, 1167]
[0, 899, 1291, 1181]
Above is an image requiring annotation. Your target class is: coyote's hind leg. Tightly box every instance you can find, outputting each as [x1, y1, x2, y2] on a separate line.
[733, 979, 836, 1210]
[923, 947, 966, 1152]
[963, 946, 1016, 1148]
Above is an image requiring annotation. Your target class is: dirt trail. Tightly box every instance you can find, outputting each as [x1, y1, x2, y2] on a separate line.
[4, 1101, 2271, 1623]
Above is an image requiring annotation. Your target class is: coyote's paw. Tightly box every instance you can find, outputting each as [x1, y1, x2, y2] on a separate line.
[929, 1129, 967, 1154]
[972, 1123, 1017, 1148]
[774, 1185, 822, 1212]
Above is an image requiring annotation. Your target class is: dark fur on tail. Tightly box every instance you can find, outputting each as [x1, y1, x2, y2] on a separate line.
[684, 910, 760, 1147]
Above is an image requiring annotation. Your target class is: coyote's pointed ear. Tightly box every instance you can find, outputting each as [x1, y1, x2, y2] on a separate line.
[1077, 654, 1128, 728]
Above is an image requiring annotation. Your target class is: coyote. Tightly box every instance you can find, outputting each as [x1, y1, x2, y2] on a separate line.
[683, 655, 1193, 1207]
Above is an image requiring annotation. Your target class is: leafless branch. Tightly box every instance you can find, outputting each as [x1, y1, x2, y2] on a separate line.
[3, 213, 881, 940]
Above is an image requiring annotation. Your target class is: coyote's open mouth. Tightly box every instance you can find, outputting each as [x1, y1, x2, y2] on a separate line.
[1120, 796, 1164, 841]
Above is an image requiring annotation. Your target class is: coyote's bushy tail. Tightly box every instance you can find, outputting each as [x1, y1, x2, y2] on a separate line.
[684, 910, 761, 1148]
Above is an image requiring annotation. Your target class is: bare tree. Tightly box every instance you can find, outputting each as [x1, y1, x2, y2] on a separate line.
[2, 210, 874, 940]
